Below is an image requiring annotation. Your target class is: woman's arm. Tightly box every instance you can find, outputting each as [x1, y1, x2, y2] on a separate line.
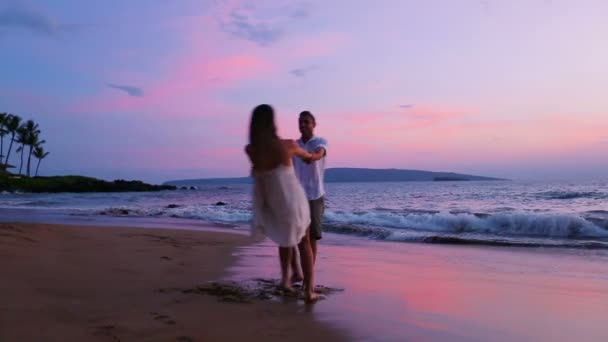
[284, 140, 312, 160]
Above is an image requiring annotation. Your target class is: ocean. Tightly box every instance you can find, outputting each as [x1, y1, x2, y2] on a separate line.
[1, 179, 607, 250]
[3, 179, 608, 341]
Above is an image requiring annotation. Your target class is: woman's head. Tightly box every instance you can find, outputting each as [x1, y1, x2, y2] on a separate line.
[249, 104, 278, 146]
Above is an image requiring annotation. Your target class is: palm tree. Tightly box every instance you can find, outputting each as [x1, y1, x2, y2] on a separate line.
[26, 133, 43, 177]
[33, 145, 50, 177]
[15, 126, 28, 175]
[12, 120, 41, 177]
[0, 113, 7, 165]
[3, 114, 21, 169]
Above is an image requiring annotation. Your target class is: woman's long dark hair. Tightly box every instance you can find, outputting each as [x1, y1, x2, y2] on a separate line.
[249, 104, 279, 147]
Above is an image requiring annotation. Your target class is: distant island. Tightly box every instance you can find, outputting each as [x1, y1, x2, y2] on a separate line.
[164, 168, 505, 186]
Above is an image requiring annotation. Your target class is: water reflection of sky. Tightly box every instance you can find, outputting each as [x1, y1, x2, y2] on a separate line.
[229, 234, 608, 341]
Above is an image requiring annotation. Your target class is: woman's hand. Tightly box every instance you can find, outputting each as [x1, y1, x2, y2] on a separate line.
[301, 153, 313, 164]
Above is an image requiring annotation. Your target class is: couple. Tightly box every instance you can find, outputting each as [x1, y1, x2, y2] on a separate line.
[246, 104, 327, 302]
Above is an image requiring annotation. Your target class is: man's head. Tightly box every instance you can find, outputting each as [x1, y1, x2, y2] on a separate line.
[299, 111, 316, 139]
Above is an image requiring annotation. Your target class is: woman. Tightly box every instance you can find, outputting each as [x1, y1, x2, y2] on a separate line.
[246, 104, 318, 302]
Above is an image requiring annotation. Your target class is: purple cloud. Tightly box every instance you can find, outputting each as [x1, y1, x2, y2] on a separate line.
[221, 10, 282, 46]
[290, 65, 319, 77]
[0, 5, 66, 36]
[107, 84, 144, 97]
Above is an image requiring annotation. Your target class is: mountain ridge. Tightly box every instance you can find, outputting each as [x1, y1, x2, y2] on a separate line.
[163, 168, 506, 186]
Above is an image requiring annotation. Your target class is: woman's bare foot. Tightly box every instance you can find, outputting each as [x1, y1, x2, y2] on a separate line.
[279, 278, 293, 292]
[291, 273, 304, 284]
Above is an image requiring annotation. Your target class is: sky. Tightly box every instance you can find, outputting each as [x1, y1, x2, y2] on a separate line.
[1, 0, 607, 183]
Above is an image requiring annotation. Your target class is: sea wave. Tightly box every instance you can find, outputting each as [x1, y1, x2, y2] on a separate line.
[323, 224, 608, 249]
[168, 205, 252, 223]
[537, 191, 608, 200]
[324, 210, 608, 239]
[98, 205, 252, 224]
[21, 200, 61, 206]
[90, 202, 608, 249]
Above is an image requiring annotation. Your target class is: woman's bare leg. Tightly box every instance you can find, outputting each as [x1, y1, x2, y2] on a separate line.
[298, 230, 318, 302]
[291, 247, 304, 283]
[279, 246, 293, 291]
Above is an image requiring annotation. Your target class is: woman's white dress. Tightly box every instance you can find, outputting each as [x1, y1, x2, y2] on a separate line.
[251, 165, 310, 247]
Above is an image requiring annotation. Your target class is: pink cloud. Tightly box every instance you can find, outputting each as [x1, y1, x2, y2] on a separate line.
[68, 53, 272, 115]
[281, 32, 352, 59]
[306, 105, 608, 170]
[108, 146, 246, 170]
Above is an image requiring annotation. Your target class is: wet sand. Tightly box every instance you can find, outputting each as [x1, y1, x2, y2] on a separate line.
[0, 223, 346, 341]
[232, 235, 608, 342]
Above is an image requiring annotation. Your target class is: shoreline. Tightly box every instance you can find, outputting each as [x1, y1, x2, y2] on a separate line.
[0, 222, 347, 341]
[2, 206, 607, 252]
[2, 219, 608, 341]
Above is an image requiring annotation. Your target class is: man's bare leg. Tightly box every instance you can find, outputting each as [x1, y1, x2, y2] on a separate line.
[311, 238, 318, 265]
[298, 229, 318, 302]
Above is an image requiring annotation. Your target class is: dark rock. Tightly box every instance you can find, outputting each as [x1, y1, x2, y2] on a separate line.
[166, 204, 180, 209]
[189, 186, 197, 190]
[215, 201, 226, 206]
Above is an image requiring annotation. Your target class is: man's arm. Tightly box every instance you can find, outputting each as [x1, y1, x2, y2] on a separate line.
[308, 147, 326, 161]
[308, 138, 327, 161]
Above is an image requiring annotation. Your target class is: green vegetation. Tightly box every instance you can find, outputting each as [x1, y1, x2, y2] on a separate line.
[0, 113, 47, 176]
[0, 174, 176, 193]
[1, 112, 174, 193]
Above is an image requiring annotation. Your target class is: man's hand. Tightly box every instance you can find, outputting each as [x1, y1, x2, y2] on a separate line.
[308, 147, 326, 162]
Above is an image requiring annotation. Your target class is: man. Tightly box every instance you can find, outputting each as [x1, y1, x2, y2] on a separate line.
[293, 111, 327, 267]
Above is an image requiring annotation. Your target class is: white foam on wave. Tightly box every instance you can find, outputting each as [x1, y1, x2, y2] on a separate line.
[98, 204, 252, 223]
[324, 210, 608, 239]
[168, 205, 252, 223]
[96, 203, 608, 241]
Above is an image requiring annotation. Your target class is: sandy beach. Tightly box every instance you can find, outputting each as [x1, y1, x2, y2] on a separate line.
[0, 222, 345, 341]
[2, 220, 608, 342]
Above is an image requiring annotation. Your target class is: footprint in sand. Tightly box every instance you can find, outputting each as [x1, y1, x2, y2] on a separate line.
[150, 312, 177, 325]
[92, 325, 120, 342]
[161, 279, 343, 304]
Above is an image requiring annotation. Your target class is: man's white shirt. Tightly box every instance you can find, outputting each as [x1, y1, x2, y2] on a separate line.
[293, 136, 328, 201]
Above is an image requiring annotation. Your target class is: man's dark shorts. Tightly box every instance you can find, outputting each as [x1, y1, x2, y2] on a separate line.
[309, 197, 325, 240]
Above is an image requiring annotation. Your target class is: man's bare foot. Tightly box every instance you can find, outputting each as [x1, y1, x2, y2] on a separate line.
[304, 291, 320, 303]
